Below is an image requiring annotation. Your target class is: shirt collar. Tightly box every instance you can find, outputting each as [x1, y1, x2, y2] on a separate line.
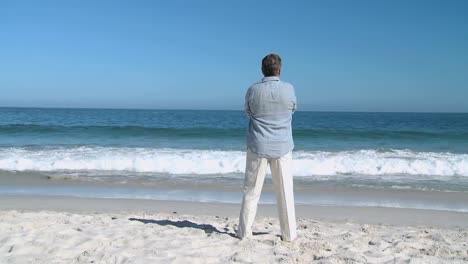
[262, 76, 280, 82]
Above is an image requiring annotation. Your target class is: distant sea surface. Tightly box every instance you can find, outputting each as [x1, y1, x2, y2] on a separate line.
[1, 107, 467, 212]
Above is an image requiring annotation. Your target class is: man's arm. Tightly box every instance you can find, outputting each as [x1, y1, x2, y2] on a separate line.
[245, 88, 252, 117]
[291, 87, 297, 113]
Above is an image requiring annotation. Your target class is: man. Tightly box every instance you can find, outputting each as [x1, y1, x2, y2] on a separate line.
[237, 54, 297, 242]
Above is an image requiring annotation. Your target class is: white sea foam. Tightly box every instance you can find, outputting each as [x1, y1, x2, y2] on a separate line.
[0, 147, 467, 177]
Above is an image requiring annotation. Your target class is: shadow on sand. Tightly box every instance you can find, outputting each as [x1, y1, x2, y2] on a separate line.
[128, 218, 270, 238]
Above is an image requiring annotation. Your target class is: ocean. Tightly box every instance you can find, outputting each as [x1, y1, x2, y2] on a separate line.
[1, 107, 467, 212]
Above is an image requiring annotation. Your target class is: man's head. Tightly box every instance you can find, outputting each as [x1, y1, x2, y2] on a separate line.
[261, 54, 282, 77]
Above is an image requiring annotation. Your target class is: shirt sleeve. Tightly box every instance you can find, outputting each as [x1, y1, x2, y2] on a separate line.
[291, 86, 297, 113]
[245, 88, 252, 117]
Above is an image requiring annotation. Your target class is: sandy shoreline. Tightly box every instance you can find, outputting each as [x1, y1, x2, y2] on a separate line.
[1, 194, 468, 228]
[1, 195, 467, 263]
[2, 171, 468, 213]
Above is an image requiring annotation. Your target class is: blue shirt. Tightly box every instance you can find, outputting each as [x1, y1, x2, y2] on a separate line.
[245, 76, 297, 158]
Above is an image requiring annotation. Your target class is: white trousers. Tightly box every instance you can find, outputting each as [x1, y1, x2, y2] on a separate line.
[237, 149, 297, 241]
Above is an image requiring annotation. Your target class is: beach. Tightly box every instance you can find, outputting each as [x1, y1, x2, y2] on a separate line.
[1, 195, 467, 263]
[1, 108, 468, 263]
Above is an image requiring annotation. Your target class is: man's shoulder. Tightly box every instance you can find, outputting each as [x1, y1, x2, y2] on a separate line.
[247, 82, 262, 95]
[249, 79, 264, 88]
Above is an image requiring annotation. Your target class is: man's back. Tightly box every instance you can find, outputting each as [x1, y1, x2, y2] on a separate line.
[239, 54, 297, 241]
[245, 76, 296, 158]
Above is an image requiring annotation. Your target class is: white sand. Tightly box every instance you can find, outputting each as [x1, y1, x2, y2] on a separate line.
[1, 208, 467, 263]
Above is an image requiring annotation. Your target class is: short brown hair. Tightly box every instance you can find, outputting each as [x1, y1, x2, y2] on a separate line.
[261, 54, 282, 77]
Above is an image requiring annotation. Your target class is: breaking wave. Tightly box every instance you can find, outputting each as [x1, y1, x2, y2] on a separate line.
[0, 146, 467, 177]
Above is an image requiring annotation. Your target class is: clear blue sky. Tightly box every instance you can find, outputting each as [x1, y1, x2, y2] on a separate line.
[1, 0, 467, 112]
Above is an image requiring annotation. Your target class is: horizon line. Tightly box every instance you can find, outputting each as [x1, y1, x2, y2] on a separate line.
[0, 105, 467, 114]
